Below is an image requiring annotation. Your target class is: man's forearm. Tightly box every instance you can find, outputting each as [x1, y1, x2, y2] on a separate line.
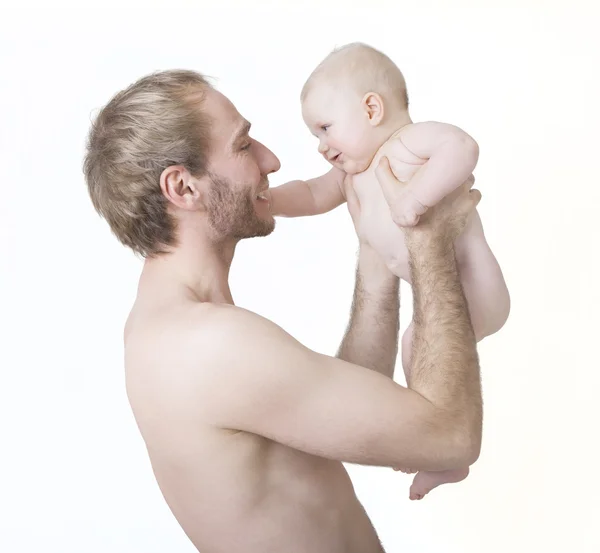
[337, 245, 400, 378]
[408, 237, 482, 458]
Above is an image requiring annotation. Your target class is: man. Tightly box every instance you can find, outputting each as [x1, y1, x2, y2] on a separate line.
[84, 69, 482, 553]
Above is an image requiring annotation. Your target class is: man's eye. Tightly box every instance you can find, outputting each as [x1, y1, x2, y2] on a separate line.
[240, 143, 251, 151]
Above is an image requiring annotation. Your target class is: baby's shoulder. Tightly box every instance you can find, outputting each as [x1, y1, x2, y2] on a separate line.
[382, 120, 470, 164]
[378, 125, 425, 165]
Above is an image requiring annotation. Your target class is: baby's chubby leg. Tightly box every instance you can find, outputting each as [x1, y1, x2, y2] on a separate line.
[454, 212, 511, 341]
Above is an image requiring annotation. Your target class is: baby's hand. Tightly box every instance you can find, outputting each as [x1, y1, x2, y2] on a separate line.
[392, 191, 429, 227]
[375, 157, 429, 227]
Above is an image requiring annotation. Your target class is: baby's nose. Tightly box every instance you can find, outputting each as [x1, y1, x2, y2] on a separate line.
[318, 142, 329, 154]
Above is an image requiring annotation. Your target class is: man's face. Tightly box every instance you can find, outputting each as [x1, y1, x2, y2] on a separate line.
[302, 84, 377, 175]
[206, 172, 273, 240]
[203, 90, 281, 240]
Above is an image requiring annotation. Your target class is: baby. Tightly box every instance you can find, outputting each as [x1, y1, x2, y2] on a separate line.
[268, 43, 511, 501]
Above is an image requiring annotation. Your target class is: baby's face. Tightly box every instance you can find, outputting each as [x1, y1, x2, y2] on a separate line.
[302, 85, 379, 175]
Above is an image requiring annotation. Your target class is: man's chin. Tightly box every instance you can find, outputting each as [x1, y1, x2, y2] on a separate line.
[257, 216, 276, 237]
[244, 213, 275, 239]
[257, 203, 276, 229]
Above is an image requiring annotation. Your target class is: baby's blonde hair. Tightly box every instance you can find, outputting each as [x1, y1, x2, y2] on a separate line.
[301, 42, 408, 110]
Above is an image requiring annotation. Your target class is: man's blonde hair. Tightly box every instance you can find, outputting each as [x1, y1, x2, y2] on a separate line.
[83, 70, 213, 258]
[301, 42, 408, 110]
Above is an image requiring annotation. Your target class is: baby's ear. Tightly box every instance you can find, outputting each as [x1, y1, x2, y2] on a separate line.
[361, 92, 384, 126]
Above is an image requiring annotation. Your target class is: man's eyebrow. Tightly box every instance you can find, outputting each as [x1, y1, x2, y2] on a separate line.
[231, 120, 252, 147]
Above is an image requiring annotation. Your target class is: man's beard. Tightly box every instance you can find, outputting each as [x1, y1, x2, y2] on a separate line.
[206, 173, 275, 240]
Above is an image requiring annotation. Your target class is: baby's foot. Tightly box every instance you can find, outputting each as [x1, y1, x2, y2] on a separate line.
[409, 467, 470, 500]
[393, 466, 417, 474]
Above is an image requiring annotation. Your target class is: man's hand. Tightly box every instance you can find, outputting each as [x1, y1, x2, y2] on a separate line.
[375, 156, 481, 245]
[376, 155, 484, 466]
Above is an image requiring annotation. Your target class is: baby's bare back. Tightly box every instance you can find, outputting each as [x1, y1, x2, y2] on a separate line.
[124, 299, 386, 553]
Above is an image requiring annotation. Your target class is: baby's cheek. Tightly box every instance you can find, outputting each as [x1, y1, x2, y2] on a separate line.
[351, 140, 374, 163]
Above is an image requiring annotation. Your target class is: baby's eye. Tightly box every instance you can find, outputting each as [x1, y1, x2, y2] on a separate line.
[320, 125, 330, 132]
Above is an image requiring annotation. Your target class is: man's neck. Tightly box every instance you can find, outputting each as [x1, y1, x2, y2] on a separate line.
[141, 228, 238, 305]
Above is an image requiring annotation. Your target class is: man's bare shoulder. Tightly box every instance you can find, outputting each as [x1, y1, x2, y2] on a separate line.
[188, 304, 311, 379]
[189, 303, 294, 359]
[125, 299, 299, 381]
[124, 300, 300, 421]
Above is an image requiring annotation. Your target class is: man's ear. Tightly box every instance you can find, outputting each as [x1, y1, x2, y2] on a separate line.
[362, 92, 385, 126]
[160, 165, 208, 211]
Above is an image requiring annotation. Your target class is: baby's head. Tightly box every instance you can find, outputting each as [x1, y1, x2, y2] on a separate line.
[301, 43, 409, 174]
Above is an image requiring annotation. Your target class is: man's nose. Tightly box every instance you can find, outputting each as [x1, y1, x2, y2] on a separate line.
[256, 140, 281, 174]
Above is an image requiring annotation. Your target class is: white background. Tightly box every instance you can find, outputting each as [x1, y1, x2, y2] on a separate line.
[1, 1, 599, 552]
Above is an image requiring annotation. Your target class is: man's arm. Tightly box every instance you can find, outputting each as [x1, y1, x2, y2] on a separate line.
[269, 167, 346, 217]
[196, 305, 473, 472]
[196, 169, 482, 471]
[336, 243, 400, 379]
[377, 156, 483, 450]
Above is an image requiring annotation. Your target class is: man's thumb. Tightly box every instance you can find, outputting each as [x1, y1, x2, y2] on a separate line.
[469, 189, 482, 208]
[375, 156, 402, 207]
[457, 188, 482, 218]
[374, 156, 392, 183]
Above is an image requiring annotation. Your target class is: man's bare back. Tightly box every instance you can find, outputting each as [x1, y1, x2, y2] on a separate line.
[85, 69, 483, 553]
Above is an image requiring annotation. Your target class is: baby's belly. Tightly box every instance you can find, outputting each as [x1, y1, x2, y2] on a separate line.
[356, 207, 490, 283]
[352, 167, 412, 280]
[351, 153, 487, 284]
[358, 212, 412, 281]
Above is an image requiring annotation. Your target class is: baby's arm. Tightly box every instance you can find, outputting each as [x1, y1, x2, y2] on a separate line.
[391, 122, 479, 226]
[269, 167, 346, 217]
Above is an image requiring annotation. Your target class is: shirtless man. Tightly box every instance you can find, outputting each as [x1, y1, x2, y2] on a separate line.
[84, 69, 483, 553]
